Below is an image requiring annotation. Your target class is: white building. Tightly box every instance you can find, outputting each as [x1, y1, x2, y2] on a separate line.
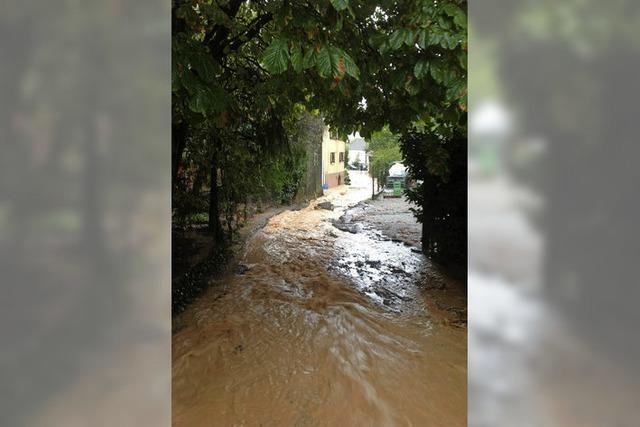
[347, 136, 367, 170]
[388, 162, 407, 177]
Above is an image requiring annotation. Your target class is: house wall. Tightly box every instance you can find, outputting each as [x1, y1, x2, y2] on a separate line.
[321, 126, 346, 188]
[324, 171, 345, 187]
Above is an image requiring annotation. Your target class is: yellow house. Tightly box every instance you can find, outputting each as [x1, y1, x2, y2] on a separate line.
[321, 126, 346, 188]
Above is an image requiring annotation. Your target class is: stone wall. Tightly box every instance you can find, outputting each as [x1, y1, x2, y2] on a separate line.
[293, 113, 324, 202]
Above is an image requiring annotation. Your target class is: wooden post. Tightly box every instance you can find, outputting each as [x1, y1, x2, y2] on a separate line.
[369, 152, 374, 199]
[372, 175, 375, 198]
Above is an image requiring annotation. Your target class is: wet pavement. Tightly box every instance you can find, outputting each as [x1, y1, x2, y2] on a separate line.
[172, 171, 467, 426]
[333, 196, 422, 248]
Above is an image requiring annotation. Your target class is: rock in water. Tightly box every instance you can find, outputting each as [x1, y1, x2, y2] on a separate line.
[235, 264, 250, 275]
[315, 201, 334, 210]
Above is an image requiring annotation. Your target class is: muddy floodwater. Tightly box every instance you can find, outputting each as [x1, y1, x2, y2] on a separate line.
[173, 173, 467, 426]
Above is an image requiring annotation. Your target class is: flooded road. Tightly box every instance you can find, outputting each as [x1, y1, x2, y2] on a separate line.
[172, 172, 467, 426]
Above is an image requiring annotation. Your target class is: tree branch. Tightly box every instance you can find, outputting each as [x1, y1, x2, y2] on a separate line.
[225, 13, 273, 53]
[204, 0, 244, 56]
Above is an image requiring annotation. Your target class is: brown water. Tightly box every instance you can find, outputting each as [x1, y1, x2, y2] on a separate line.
[173, 181, 466, 426]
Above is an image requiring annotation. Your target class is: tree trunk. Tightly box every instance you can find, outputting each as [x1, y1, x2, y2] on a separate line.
[172, 120, 187, 196]
[421, 178, 431, 255]
[208, 152, 223, 242]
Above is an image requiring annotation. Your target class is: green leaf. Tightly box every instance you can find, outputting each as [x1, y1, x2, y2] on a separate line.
[416, 29, 427, 49]
[303, 47, 317, 69]
[180, 70, 200, 95]
[446, 79, 463, 101]
[387, 28, 414, 49]
[403, 29, 415, 46]
[190, 52, 218, 82]
[378, 41, 390, 54]
[330, 0, 348, 11]
[437, 16, 451, 31]
[315, 46, 360, 80]
[441, 33, 458, 49]
[261, 38, 289, 74]
[453, 13, 467, 29]
[342, 52, 360, 80]
[346, 4, 356, 19]
[458, 51, 467, 70]
[315, 46, 333, 78]
[429, 32, 442, 46]
[389, 29, 410, 50]
[188, 84, 228, 115]
[291, 45, 304, 73]
[413, 60, 429, 78]
[430, 61, 445, 83]
[442, 4, 457, 16]
[443, 4, 467, 29]
[188, 93, 207, 114]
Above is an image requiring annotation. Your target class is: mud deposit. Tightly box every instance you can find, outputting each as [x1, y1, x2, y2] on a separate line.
[173, 177, 466, 426]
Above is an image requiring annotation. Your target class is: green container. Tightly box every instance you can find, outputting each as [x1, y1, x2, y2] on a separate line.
[393, 181, 402, 196]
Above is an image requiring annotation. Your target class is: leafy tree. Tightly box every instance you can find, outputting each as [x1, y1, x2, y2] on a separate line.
[368, 127, 402, 187]
[172, 0, 467, 270]
[402, 129, 467, 276]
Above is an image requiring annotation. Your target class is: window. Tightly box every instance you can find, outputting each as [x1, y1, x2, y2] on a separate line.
[330, 152, 335, 164]
[339, 152, 344, 162]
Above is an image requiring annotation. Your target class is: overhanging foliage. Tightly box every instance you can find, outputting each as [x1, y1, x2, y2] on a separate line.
[172, 0, 467, 270]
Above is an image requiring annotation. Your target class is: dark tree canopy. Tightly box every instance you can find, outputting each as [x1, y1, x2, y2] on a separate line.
[172, 0, 467, 269]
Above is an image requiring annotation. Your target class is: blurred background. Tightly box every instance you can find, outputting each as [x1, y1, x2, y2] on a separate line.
[0, 1, 170, 425]
[469, 0, 640, 425]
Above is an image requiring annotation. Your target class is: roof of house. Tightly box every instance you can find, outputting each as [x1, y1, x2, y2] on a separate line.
[349, 137, 366, 151]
